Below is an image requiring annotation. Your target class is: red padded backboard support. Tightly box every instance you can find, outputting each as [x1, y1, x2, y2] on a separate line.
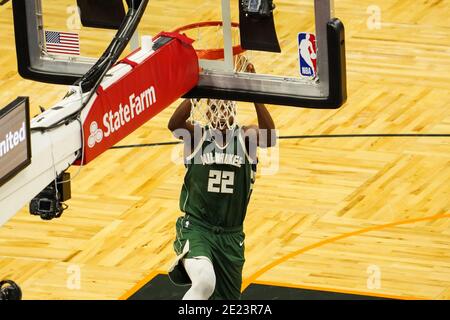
[76, 34, 199, 165]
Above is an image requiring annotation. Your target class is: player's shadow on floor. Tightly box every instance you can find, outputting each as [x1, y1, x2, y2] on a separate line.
[128, 274, 389, 300]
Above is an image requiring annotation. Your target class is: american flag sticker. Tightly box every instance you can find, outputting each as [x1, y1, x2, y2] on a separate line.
[45, 30, 80, 55]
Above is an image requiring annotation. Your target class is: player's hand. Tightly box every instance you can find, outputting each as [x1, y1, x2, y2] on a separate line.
[246, 63, 256, 73]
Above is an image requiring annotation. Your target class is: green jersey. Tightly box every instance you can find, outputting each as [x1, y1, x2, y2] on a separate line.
[179, 126, 257, 227]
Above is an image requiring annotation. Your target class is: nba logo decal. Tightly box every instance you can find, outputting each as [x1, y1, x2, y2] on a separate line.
[298, 33, 317, 78]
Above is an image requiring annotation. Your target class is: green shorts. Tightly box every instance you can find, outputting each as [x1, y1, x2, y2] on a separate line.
[168, 214, 246, 300]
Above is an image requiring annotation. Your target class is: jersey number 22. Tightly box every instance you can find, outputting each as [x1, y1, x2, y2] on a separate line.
[208, 170, 235, 194]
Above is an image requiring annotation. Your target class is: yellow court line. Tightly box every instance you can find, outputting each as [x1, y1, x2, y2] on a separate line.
[251, 279, 422, 300]
[241, 213, 450, 294]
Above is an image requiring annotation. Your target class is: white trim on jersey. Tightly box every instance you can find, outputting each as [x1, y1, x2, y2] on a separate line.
[182, 183, 190, 212]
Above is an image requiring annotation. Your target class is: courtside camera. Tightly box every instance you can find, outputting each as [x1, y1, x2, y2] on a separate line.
[29, 172, 71, 220]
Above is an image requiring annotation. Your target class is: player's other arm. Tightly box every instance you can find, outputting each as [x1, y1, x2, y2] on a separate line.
[252, 102, 276, 148]
[243, 64, 277, 148]
[168, 99, 195, 139]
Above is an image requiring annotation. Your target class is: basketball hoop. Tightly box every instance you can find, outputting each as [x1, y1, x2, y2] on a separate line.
[172, 21, 245, 60]
[173, 21, 250, 131]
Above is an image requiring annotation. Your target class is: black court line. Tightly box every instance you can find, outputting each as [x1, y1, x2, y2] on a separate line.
[280, 133, 450, 139]
[112, 141, 181, 149]
[128, 274, 390, 300]
[111, 133, 450, 149]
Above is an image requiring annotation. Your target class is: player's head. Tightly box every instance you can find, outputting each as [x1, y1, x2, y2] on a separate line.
[206, 99, 237, 131]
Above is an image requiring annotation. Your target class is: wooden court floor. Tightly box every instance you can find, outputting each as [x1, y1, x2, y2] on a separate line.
[0, 0, 449, 299]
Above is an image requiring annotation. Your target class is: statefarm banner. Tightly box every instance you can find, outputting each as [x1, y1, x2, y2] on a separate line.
[78, 33, 199, 164]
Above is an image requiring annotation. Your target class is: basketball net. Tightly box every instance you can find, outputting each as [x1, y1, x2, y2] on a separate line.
[190, 55, 250, 131]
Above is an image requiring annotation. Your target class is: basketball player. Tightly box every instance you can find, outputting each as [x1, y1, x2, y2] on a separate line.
[167, 63, 276, 300]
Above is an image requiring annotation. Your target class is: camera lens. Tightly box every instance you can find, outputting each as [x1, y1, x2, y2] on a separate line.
[38, 199, 52, 212]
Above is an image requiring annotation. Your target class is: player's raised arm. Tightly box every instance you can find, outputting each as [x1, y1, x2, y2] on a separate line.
[253, 102, 276, 147]
[244, 63, 277, 148]
[168, 99, 195, 139]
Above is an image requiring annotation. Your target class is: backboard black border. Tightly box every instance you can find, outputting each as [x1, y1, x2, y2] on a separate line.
[11, 0, 347, 109]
